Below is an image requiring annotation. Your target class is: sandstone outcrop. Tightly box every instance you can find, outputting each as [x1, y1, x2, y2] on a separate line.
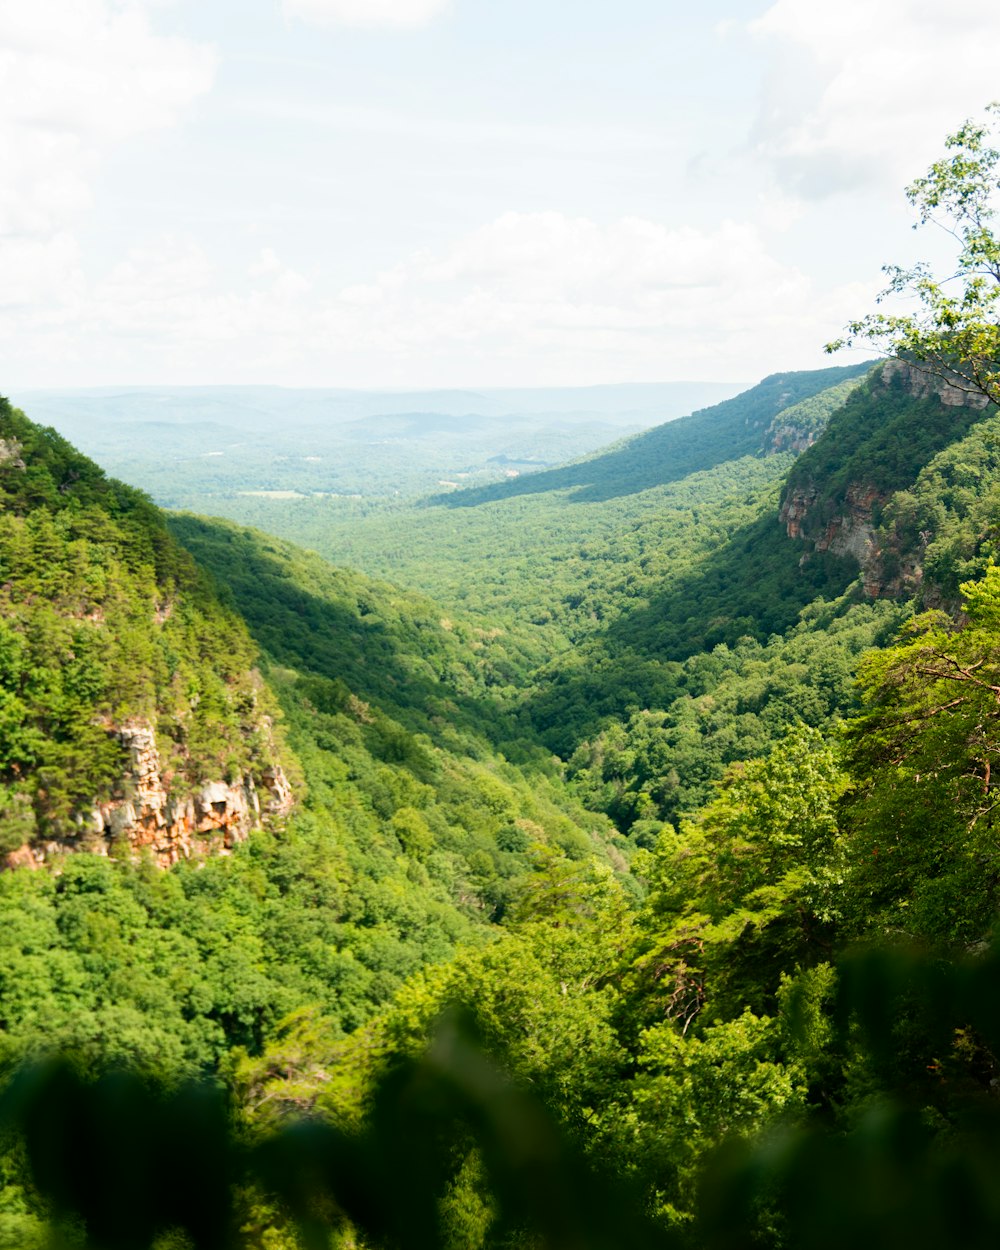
[808, 484, 883, 565]
[0, 437, 26, 469]
[766, 425, 820, 455]
[779, 485, 817, 540]
[880, 359, 992, 410]
[781, 477, 909, 598]
[5, 720, 294, 870]
[778, 361, 993, 599]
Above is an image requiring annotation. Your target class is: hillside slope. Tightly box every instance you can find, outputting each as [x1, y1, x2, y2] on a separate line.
[17, 380, 746, 511]
[522, 361, 998, 806]
[0, 398, 293, 868]
[236, 365, 872, 681]
[781, 361, 1000, 604]
[10, 361, 1000, 1245]
[426, 362, 873, 507]
[0, 399, 619, 1076]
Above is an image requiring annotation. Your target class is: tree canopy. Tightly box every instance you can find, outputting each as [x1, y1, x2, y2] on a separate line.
[829, 105, 1000, 405]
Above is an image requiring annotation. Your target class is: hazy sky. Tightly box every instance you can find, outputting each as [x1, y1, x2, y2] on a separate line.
[3, 0, 1000, 389]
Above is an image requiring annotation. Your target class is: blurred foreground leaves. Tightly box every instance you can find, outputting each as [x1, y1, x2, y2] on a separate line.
[7, 947, 1000, 1250]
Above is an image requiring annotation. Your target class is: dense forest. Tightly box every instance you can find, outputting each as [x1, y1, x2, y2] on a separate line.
[18, 382, 743, 514]
[0, 349, 997, 1248]
[6, 118, 1000, 1250]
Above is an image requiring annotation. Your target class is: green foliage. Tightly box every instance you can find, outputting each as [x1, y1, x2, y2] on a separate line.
[629, 726, 848, 1024]
[3, 1024, 682, 1250]
[829, 105, 1000, 405]
[0, 787, 35, 854]
[179, 369, 867, 708]
[699, 940, 1000, 1250]
[168, 514, 537, 763]
[429, 364, 871, 509]
[0, 401, 627, 1095]
[0, 399, 278, 836]
[762, 374, 868, 449]
[257, 454, 795, 681]
[782, 362, 995, 547]
[243, 370, 899, 813]
[552, 592, 903, 817]
[11, 303, 1000, 1248]
[870, 408, 1000, 603]
[28, 384, 740, 516]
[630, 1008, 804, 1222]
[843, 565, 1000, 943]
[17, 939, 1000, 1250]
[0, 819, 475, 1076]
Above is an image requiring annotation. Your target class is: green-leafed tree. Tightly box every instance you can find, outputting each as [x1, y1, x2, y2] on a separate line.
[629, 726, 848, 1024]
[829, 104, 1000, 405]
[844, 565, 1000, 943]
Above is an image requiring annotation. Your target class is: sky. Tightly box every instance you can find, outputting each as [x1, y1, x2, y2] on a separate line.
[3, 0, 1000, 390]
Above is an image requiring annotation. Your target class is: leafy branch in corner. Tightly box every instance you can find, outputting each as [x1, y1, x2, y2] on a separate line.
[828, 104, 1000, 405]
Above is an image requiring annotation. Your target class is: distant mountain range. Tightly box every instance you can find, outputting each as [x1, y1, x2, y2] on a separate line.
[15, 380, 745, 428]
[9, 380, 747, 508]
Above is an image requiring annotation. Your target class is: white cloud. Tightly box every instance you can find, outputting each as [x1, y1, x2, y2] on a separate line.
[231, 94, 666, 155]
[0, 1, 213, 376]
[317, 213, 870, 381]
[282, 0, 450, 31]
[0, 234, 84, 311]
[748, 0, 1000, 196]
[248, 248, 312, 298]
[0, 1, 215, 144]
[0, 214, 878, 386]
[0, 0, 214, 311]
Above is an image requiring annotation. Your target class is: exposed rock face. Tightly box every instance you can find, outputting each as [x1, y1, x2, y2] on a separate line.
[881, 359, 992, 409]
[766, 425, 819, 455]
[0, 438, 25, 469]
[810, 484, 883, 564]
[261, 764, 294, 814]
[780, 482, 884, 570]
[779, 361, 993, 598]
[863, 552, 925, 602]
[781, 478, 904, 597]
[782, 477, 947, 599]
[6, 720, 294, 870]
[779, 485, 817, 540]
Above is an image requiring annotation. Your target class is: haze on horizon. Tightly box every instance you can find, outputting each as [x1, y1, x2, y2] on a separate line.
[2, 0, 998, 393]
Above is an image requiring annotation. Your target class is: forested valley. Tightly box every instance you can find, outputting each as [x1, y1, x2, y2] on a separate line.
[7, 123, 1000, 1249]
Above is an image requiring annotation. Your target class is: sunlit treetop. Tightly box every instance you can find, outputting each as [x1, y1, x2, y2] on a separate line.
[829, 104, 1000, 405]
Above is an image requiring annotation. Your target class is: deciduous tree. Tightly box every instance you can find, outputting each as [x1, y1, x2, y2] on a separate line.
[829, 105, 1000, 405]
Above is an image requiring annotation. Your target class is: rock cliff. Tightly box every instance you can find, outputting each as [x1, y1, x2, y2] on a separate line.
[778, 361, 994, 598]
[5, 720, 293, 869]
[879, 359, 992, 411]
[767, 424, 820, 455]
[780, 482, 883, 566]
[0, 397, 296, 872]
[762, 371, 870, 458]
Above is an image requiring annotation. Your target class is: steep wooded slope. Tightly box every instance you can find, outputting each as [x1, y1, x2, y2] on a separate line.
[0, 397, 292, 867]
[8, 357, 1000, 1247]
[208, 358, 1000, 1250]
[779, 362, 1000, 607]
[0, 400, 618, 1076]
[162, 365, 869, 657]
[525, 361, 999, 814]
[425, 362, 873, 507]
